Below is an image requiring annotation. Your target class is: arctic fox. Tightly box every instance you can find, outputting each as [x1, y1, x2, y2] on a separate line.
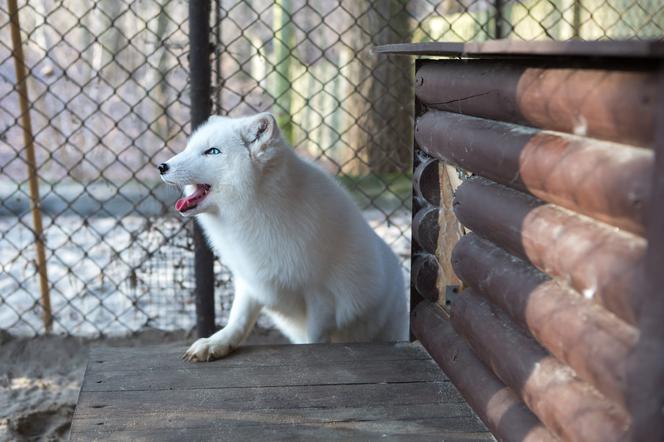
[159, 112, 408, 362]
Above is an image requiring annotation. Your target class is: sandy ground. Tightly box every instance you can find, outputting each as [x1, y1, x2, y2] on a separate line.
[0, 327, 287, 441]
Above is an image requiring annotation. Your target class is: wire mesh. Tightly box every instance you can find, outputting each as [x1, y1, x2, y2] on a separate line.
[1, 0, 662, 336]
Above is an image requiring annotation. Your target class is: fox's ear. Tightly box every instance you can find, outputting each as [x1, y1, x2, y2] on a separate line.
[244, 112, 280, 161]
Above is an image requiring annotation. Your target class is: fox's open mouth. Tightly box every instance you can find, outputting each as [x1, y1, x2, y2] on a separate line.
[176, 184, 211, 213]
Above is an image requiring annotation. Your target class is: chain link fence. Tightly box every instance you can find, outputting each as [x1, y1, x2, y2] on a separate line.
[1, 0, 662, 337]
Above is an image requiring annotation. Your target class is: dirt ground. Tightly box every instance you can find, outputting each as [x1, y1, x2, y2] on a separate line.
[0, 327, 287, 441]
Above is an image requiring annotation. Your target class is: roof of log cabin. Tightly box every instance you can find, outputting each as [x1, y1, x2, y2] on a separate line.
[375, 40, 664, 59]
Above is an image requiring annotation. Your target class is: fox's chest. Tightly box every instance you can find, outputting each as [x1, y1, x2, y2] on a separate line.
[198, 214, 312, 290]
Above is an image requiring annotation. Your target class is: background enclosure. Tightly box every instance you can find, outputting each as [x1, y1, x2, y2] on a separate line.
[1, 0, 663, 336]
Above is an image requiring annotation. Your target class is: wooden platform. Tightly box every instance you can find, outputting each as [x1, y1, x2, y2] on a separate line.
[69, 342, 492, 441]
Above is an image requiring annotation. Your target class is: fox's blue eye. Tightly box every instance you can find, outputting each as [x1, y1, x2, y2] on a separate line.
[204, 147, 221, 155]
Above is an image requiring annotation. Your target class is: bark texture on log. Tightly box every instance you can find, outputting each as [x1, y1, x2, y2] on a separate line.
[453, 177, 646, 325]
[452, 233, 638, 408]
[411, 302, 558, 442]
[416, 60, 657, 147]
[415, 110, 653, 235]
[451, 290, 630, 442]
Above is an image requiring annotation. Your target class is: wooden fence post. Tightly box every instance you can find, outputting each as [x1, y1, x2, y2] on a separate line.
[8, 0, 52, 333]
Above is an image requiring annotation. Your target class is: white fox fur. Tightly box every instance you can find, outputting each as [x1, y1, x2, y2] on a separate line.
[161, 112, 407, 362]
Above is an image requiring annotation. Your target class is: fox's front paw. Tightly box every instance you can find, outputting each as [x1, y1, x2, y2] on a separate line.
[182, 337, 232, 362]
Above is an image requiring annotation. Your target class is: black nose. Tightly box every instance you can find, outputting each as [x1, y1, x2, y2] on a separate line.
[158, 163, 169, 174]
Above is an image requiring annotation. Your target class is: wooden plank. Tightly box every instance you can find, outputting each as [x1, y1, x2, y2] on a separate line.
[375, 40, 664, 59]
[411, 302, 557, 442]
[415, 60, 657, 147]
[454, 177, 646, 325]
[73, 382, 465, 418]
[70, 343, 491, 441]
[71, 416, 492, 442]
[72, 405, 484, 432]
[416, 110, 654, 235]
[87, 342, 431, 372]
[83, 357, 445, 392]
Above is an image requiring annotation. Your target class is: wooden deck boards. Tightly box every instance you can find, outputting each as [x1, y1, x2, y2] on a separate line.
[69, 342, 492, 441]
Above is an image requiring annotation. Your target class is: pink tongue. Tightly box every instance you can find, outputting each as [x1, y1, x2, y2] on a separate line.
[175, 185, 207, 212]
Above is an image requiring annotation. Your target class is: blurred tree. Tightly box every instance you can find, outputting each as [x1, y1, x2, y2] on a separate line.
[572, 0, 582, 38]
[154, 0, 174, 142]
[348, 0, 413, 174]
[271, 0, 295, 144]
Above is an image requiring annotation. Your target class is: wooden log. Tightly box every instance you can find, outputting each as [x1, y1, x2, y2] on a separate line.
[412, 206, 439, 254]
[454, 177, 645, 325]
[451, 290, 630, 442]
[413, 156, 440, 206]
[415, 60, 657, 147]
[410, 151, 426, 317]
[626, 67, 664, 442]
[412, 196, 426, 214]
[411, 302, 557, 442]
[452, 233, 639, 408]
[415, 110, 653, 235]
[410, 254, 439, 303]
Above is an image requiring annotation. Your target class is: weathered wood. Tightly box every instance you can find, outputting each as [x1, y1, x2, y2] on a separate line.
[83, 356, 443, 393]
[71, 416, 491, 442]
[415, 60, 657, 147]
[435, 163, 464, 306]
[413, 157, 440, 206]
[74, 383, 465, 418]
[411, 254, 440, 303]
[86, 342, 430, 372]
[375, 40, 664, 59]
[412, 302, 557, 442]
[70, 343, 491, 441]
[454, 177, 646, 325]
[73, 406, 486, 434]
[416, 110, 653, 235]
[627, 66, 664, 442]
[410, 146, 426, 324]
[402, 40, 664, 442]
[452, 289, 630, 442]
[413, 205, 439, 254]
[452, 233, 638, 408]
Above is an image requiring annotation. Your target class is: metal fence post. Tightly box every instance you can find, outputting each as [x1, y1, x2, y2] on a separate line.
[8, 0, 52, 333]
[188, 0, 215, 338]
[572, 0, 582, 39]
[494, 0, 504, 39]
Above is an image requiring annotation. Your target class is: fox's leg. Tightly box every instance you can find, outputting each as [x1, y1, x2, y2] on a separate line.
[305, 292, 336, 344]
[183, 278, 262, 362]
